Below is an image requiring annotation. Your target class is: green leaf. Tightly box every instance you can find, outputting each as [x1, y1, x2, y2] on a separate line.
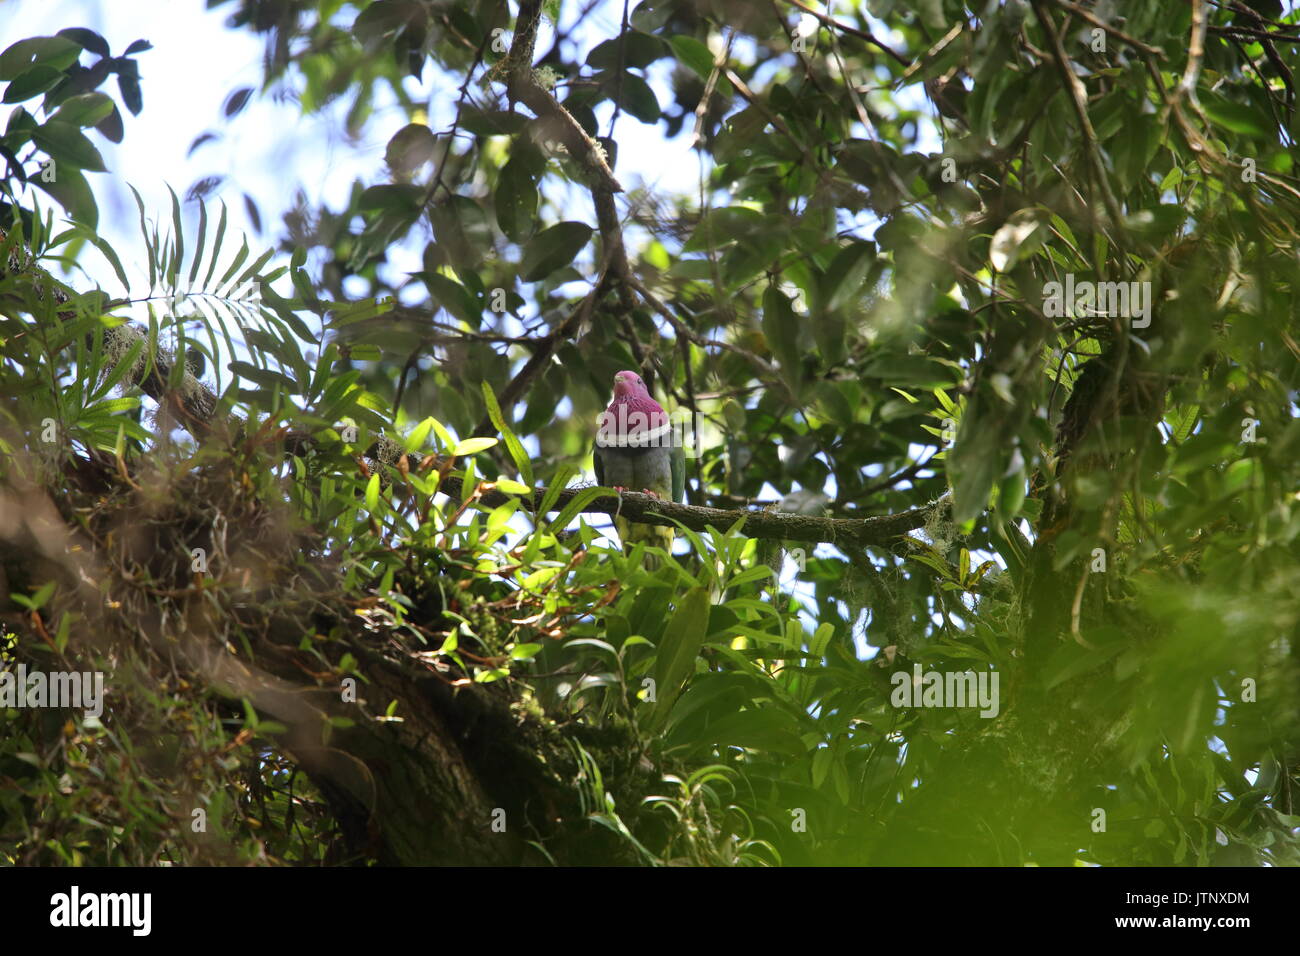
[11, 580, 57, 611]
[949, 421, 1001, 524]
[613, 72, 660, 123]
[228, 360, 295, 392]
[217, 235, 250, 289]
[353, 1, 415, 45]
[56, 27, 110, 57]
[520, 221, 592, 281]
[823, 240, 876, 312]
[358, 183, 424, 216]
[809, 622, 834, 658]
[423, 271, 478, 325]
[78, 224, 128, 289]
[762, 285, 802, 389]
[52, 92, 113, 127]
[670, 706, 806, 755]
[453, 436, 498, 456]
[204, 200, 228, 291]
[862, 354, 956, 387]
[457, 109, 529, 136]
[683, 206, 765, 252]
[3, 65, 65, 103]
[1112, 110, 1160, 194]
[546, 485, 606, 535]
[405, 417, 434, 452]
[83, 396, 140, 416]
[668, 35, 714, 80]
[587, 32, 665, 69]
[91, 334, 145, 398]
[495, 477, 531, 495]
[1166, 404, 1199, 443]
[33, 120, 106, 171]
[535, 464, 574, 522]
[233, 246, 275, 291]
[0, 36, 81, 81]
[34, 165, 97, 228]
[167, 184, 183, 286]
[480, 381, 533, 486]
[328, 296, 390, 328]
[1202, 95, 1272, 138]
[645, 587, 713, 731]
[385, 123, 438, 174]
[495, 156, 538, 242]
[188, 198, 208, 287]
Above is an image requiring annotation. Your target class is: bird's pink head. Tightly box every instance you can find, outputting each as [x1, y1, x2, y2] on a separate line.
[605, 370, 666, 435]
[612, 370, 650, 400]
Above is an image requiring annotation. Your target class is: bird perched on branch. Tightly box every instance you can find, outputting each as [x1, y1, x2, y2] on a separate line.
[593, 370, 684, 568]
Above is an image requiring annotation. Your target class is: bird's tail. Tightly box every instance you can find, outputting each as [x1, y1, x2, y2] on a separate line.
[615, 516, 675, 570]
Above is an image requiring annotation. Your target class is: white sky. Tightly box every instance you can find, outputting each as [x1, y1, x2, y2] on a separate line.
[0, 0, 715, 291]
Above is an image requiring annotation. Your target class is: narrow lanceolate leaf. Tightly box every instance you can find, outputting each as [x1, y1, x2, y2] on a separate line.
[188, 198, 208, 287]
[646, 587, 712, 730]
[85, 396, 141, 416]
[480, 381, 533, 487]
[168, 184, 184, 288]
[203, 200, 228, 291]
[74, 224, 129, 291]
[218, 235, 251, 291]
[234, 246, 275, 293]
[495, 478, 531, 495]
[452, 436, 498, 456]
[546, 485, 605, 535]
[519, 464, 576, 564]
[405, 417, 434, 452]
[129, 185, 156, 289]
[92, 334, 145, 398]
[535, 464, 575, 520]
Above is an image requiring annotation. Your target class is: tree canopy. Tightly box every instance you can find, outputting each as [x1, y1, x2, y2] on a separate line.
[1, 0, 1298, 866]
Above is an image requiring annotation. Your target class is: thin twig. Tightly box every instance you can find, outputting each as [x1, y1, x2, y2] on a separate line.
[1054, 0, 1166, 58]
[782, 0, 910, 66]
